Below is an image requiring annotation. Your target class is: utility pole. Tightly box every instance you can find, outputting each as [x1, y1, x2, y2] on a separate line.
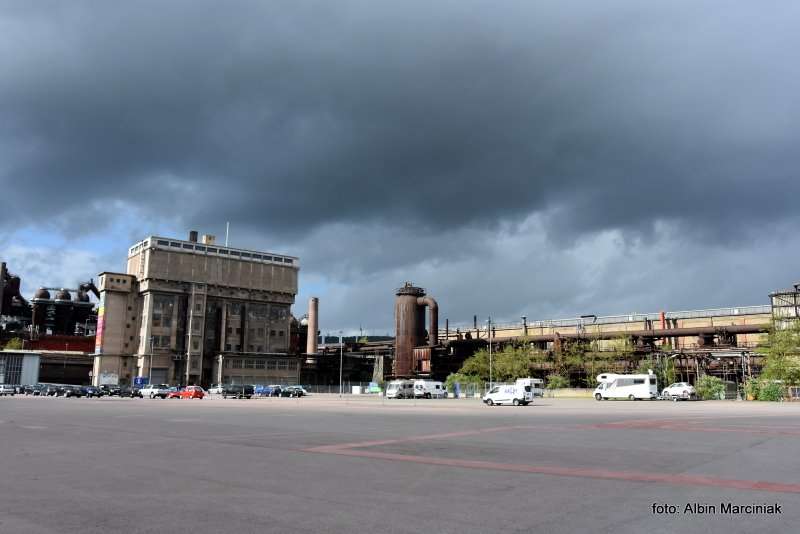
[488, 317, 493, 390]
[339, 330, 344, 397]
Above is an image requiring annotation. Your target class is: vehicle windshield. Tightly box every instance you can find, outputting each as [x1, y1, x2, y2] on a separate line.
[489, 386, 500, 394]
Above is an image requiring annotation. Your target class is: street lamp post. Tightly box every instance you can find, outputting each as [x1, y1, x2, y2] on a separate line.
[487, 317, 493, 391]
[338, 330, 344, 397]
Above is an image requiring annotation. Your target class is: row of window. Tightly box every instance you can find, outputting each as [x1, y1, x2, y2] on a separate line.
[224, 359, 298, 371]
[147, 239, 295, 265]
[223, 376, 299, 385]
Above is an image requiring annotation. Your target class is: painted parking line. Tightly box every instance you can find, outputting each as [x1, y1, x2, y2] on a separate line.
[589, 420, 800, 436]
[304, 424, 800, 495]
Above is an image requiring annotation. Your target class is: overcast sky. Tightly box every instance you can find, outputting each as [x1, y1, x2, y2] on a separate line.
[2, 1, 799, 335]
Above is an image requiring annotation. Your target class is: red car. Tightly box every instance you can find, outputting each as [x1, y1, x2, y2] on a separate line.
[179, 386, 205, 399]
[167, 386, 204, 399]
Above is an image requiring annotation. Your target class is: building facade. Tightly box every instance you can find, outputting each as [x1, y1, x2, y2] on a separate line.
[93, 233, 299, 387]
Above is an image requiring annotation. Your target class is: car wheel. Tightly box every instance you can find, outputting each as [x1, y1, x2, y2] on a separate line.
[512, 399, 520, 406]
[149, 393, 154, 399]
[628, 394, 635, 401]
[486, 399, 494, 406]
[223, 394, 227, 399]
[595, 393, 602, 401]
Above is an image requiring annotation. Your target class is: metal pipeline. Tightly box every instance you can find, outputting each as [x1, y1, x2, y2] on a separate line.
[417, 296, 438, 346]
[488, 324, 767, 343]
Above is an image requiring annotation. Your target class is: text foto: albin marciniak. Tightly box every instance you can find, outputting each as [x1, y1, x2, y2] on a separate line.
[652, 502, 783, 515]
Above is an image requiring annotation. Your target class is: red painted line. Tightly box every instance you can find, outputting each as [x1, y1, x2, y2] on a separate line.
[589, 420, 800, 436]
[308, 448, 800, 495]
[305, 425, 539, 453]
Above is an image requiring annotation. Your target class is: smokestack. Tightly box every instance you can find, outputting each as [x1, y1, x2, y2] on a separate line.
[306, 297, 319, 355]
[201, 234, 216, 245]
[188, 230, 198, 243]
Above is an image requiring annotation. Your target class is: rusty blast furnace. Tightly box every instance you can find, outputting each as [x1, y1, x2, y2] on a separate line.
[394, 282, 438, 377]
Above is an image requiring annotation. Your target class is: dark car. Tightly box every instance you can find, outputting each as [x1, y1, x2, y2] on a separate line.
[99, 384, 121, 396]
[44, 384, 65, 396]
[82, 386, 102, 398]
[280, 385, 306, 398]
[24, 384, 46, 396]
[63, 385, 85, 398]
[221, 384, 254, 399]
[118, 386, 143, 398]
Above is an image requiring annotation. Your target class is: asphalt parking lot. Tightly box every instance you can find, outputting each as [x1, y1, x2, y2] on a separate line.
[1, 395, 798, 534]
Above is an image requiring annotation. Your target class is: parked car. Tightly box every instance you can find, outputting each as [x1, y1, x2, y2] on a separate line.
[43, 384, 64, 396]
[179, 386, 205, 399]
[24, 384, 45, 396]
[82, 386, 103, 398]
[167, 388, 183, 399]
[140, 384, 171, 399]
[281, 385, 308, 397]
[119, 386, 143, 398]
[221, 384, 254, 399]
[63, 385, 85, 398]
[99, 384, 121, 396]
[208, 384, 225, 395]
[662, 382, 697, 401]
[0, 384, 16, 396]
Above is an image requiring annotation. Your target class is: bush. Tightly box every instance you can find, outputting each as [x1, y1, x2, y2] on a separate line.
[2, 337, 23, 350]
[744, 378, 761, 400]
[546, 374, 570, 390]
[695, 375, 725, 400]
[758, 382, 786, 402]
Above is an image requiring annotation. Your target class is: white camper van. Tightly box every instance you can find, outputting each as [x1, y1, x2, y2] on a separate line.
[413, 380, 446, 398]
[516, 377, 544, 397]
[386, 380, 414, 399]
[482, 383, 534, 406]
[594, 371, 658, 400]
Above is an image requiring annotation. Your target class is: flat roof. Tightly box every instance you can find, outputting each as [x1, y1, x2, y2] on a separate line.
[127, 236, 299, 268]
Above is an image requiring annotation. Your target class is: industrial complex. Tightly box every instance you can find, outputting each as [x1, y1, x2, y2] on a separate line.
[1, 231, 798, 391]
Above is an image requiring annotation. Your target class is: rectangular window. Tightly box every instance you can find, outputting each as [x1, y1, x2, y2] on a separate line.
[255, 360, 265, 369]
[152, 295, 174, 328]
[195, 245, 206, 251]
[225, 344, 231, 351]
[283, 258, 293, 264]
[277, 360, 288, 370]
[267, 360, 277, 370]
[245, 359, 255, 369]
[633, 379, 645, 385]
[207, 247, 218, 253]
[263, 256, 272, 261]
[218, 249, 229, 255]
[170, 242, 180, 247]
[232, 359, 243, 369]
[252, 254, 262, 259]
[157, 240, 169, 246]
[230, 251, 240, 256]
[241, 252, 251, 258]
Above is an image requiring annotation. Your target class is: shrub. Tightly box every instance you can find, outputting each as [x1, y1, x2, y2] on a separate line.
[758, 382, 786, 402]
[744, 378, 761, 400]
[546, 374, 570, 390]
[695, 375, 725, 400]
[2, 337, 23, 350]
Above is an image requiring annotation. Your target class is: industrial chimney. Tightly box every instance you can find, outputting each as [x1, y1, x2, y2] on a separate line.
[306, 297, 319, 355]
[394, 282, 438, 377]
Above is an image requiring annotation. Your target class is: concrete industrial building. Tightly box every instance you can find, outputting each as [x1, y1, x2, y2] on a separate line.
[93, 232, 300, 387]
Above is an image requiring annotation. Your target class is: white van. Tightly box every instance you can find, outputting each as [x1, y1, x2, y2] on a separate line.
[594, 371, 657, 400]
[385, 380, 414, 399]
[483, 383, 533, 406]
[515, 377, 544, 397]
[413, 380, 446, 399]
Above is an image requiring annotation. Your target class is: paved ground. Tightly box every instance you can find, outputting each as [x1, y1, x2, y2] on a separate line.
[1, 395, 798, 534]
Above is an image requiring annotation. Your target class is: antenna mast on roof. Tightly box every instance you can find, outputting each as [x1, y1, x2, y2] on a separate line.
[225, 221, 230, 247]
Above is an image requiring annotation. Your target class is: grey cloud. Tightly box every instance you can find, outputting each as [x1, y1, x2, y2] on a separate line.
[2, 1, 800, 330]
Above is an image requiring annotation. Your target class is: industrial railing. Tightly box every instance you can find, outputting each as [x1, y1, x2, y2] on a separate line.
[441, 305, 773, 336]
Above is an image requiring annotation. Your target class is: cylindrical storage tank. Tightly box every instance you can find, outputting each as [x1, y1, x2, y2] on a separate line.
[72, 290, 92, 333]
[394, 283, 425, 377]
[53, 289, 73, 335]
[306, 297, 319, 355]
[32, 288, 51, 333]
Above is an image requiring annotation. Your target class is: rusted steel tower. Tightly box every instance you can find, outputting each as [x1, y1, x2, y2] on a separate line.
[394, 282, 438, 376]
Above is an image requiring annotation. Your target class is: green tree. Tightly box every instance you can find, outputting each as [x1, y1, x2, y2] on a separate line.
[2, 337, 23, 350]
[695, 375, 725, 400]
[759, 321, 800, 385]
[546, 374, 569, 389]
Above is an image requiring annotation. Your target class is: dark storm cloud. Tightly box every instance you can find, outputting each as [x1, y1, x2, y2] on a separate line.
[3, 1, 800, 329]
[3, 0, 799, 242]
